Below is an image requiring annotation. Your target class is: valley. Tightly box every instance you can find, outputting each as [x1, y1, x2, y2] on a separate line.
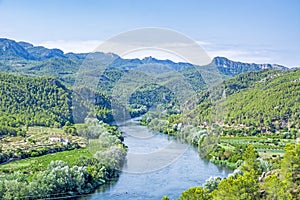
[0, 38, 299, 199]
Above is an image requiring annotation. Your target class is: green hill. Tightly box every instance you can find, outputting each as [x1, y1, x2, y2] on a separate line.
[0, 73, 115, 135]
[0, 38, 289, 91]
[145, 69, 300, 135]
[223, 70, 300, 132]
[0, 73, 73, 131]
[0, 38, 295, 124]
[197, 69, 300, 133]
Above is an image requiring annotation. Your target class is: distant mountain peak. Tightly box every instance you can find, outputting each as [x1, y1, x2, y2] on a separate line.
[0, 38, 34, 60]
[143, 56, 154, 60]
[142, 56, 173, 64]
[0, 38, 68, 60]
[18, 41, 34, 49]
[0, 38, 290, 77]
[211, 56, 289, 75]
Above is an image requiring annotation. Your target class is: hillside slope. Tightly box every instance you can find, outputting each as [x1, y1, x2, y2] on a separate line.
[0, 73, 73, 129]
[0, 38, 295, 122]
[0, 38, 289, 85]
[189, 69, 300, 133]
[147, 69, 300, 135]
[0, 73, 115, 133]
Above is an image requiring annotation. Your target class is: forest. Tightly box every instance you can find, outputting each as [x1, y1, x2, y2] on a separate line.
[140, 69, 300, 199]
[0, 119, 127, 199]
[0, 73, 72, 128]
[0, 71, 127, 199]
[144, 69, 300, 134]
[169, 143, 300, 200]
[0, 42, 299, 199]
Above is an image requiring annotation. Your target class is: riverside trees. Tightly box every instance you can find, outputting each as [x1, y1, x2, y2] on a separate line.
[176, 143, 300, 200]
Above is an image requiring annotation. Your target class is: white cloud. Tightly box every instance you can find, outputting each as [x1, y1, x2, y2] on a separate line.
[196, 41, 275, 64]
[196, 41, 212, 47]
[206, 49, 273, 64]
[36, 40, 102, 53]
[35, 39, 276, 65]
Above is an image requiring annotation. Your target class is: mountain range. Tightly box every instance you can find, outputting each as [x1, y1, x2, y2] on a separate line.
[0, 37, 299, 129]
[0, 38, 290, 81]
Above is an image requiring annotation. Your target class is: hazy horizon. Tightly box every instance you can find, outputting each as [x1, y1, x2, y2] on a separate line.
[1, 0, 299, 67]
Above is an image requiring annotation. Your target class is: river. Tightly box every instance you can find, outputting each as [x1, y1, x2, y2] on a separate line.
[82, 118, 231, 200]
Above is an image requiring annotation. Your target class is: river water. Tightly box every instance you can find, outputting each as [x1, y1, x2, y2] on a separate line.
[82, 119, 231, 200]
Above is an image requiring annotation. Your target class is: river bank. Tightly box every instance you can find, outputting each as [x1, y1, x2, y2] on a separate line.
[82, 118, 231, 200]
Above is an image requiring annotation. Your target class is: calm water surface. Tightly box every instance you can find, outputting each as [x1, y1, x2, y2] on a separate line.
[82, 119, 231, 200]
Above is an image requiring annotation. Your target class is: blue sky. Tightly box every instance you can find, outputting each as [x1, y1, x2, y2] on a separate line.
[0, 0, 299, 66]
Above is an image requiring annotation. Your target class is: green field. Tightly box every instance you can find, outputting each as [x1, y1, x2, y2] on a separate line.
[0, 148, 92, 173]
[219, 136, 296, 161]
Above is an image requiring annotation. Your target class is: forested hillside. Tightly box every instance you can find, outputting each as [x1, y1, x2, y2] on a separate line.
[1, 38, 293, 121]
[0, 73, 115, 136]
[0, 73, 72, 130]
[0, 38, 289, 88]
[174, 143, 300, 200]
[0, 38, 299, 200]
[156, 69, 300, 200]
[194, 69, 300, 133]
[0, 73, 126, 198]
[145, 69, 300, 136]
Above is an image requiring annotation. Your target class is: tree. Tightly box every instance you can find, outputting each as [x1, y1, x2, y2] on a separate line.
[161, 195, 170, 200]
[211, 170, 258, 200]
[280, 143, 300, 198]
[179, 186, 211, 200]
[204, 177, 222, 192]
[3, 180, 29, 200]
[241, 145, 258, 173]
[262, 175, 292, 200]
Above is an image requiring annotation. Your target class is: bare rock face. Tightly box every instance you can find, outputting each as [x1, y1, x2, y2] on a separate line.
[212, 57, 288, 76]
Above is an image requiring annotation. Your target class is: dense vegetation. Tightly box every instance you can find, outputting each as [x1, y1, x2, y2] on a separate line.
[170, 143, 300, 200]
[72, 87, 113, 123]
[1, 38, 298, 199]
[128, 83, 177, 117]
[199, 69, 299, 132]
[0, 119, 127, 199]
[1, 38, 288, 121]
[0, 148, 91, 173]
[0, 73, 72, 128]
[0, 125, 84, 164]
[0, 72, 115, 167]
[143, 70, 299, 168]
[223, 70, 299, 131]
[144, 69, 300, 135]
[0, 73, 114, 130]
[140, 69, 300, 199]
[158, 69, 298, 135]
[0, 69, 126, 199]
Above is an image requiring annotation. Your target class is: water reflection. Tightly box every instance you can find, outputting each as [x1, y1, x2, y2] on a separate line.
[81, 119, 231, 200]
